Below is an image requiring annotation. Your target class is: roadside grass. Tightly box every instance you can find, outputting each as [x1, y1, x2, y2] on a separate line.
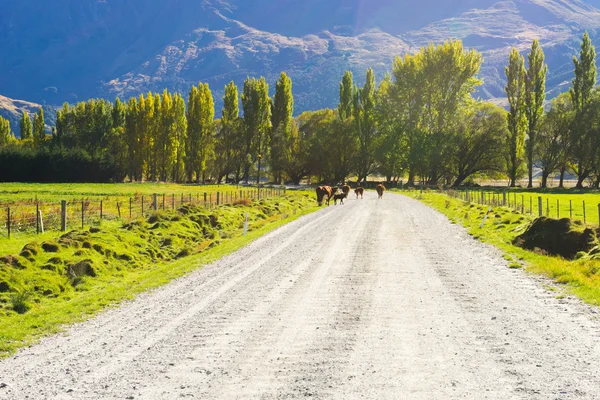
[463, 187, 600, 225]
[404, 190, 600, 307]
[0, 191, 319, 358]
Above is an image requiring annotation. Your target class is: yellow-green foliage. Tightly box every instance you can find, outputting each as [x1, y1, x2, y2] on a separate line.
[408, 190, 600, 307]
[0, 192, 317, 358]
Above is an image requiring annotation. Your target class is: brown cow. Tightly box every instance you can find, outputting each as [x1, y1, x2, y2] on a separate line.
[376, 184, 386, 199]
[316, 186, 334, 206]
[341, 185, 351, 199]
[355, 187, 364, 199]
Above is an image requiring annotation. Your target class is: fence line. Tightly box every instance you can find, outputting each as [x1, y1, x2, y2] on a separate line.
[0, 187, 286, 239]
[413, 188, 600, 227]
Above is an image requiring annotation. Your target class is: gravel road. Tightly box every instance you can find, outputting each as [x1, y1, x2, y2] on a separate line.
[1, 192, 599, 399]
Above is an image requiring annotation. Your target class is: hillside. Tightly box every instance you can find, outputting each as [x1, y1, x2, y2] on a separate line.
[0, 0, 599, 115]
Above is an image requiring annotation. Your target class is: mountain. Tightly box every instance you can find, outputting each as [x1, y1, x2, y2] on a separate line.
[0, 0, 599, 116]
[0, 95, 41, 134]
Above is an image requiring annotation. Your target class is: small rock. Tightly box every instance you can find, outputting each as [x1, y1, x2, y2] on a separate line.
[0, 383, 7, 389]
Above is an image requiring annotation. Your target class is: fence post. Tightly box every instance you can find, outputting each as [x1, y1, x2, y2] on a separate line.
[217, 192, 220, 205]
[81, 200, 85, 229]
[61, 200, 67, 231]
[7, 207, 10, 239]
[36, 202, 40, 234]
[129, 197, 132, 218]
[557, 199, 559, 218]
[153, 194, 158, 211]
[546, 198, 549, 216]
[189, 194, 192, 204]
[530, 196, 532, 214]
[521, 195, 524, 214]
[141, 196, 145, 216]
[204, 192, 207, 204]
[38, 210, 44, 233]
[100, 200, 104, 220]
[598, 204, 600, 227]
[162, 194, 165, 210]
[172, 194, 175, 210]
[117, 202, 121, 219]
[503, 191, 507, 207]
[570, 200, 572, 219]
[583, 201, 586, 224]
[181, 193, 185, 205]
[538, 196, 543, 217]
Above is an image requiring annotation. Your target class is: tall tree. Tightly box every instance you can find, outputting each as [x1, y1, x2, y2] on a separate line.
[242, 77, 271, 183]
[186, 83, 215, 183]
[354, 68, 378, 183]
[172, 94, 187, 183]
[0, 116, 13, 147]
[32, 107, 45, 148]
[505, 48, 527, 187]
[570, 32, 597, 188]
[537, 93, 573, 188]
[524, 39, 548, 188]
[19, 112, 32, 140]
[448, 102, 507, 187]
[216, 81, 242, 182]
[125, 97, 141, 181]
[270, 72, 294, 184]
[338, 71, 354, 120]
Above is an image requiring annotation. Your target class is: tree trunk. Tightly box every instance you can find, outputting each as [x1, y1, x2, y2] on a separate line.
[541, 171, 548, 188]
[527, 159, 533, 188]
[559, 167, 566, 188]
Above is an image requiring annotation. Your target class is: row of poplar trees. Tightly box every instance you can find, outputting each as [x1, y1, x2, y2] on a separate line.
[505, 33, 599, 189]
[1, 32, 598, 186]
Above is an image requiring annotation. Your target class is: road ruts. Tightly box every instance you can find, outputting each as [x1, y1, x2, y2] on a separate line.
[0, 192, 599, 399]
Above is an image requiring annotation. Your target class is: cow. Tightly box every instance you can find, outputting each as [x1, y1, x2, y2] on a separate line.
[333, 192, 346, 205]
[376, 184, 386, 199]
[316, 186, 334, 206]
[341, 185, 351, 199]
[355, 187, 364, 199]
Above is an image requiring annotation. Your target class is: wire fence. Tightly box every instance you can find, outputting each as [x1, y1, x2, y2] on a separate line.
[430, 188, 600, 226]
[0, 187, 286, 239]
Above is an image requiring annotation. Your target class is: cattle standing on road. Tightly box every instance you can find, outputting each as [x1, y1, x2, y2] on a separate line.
[355, 187, 364, 199]
[316, 186, 334, 206]
[333, 192, 346, 205]
[341, 185, 351, 199]
[376, 184, 386, 199]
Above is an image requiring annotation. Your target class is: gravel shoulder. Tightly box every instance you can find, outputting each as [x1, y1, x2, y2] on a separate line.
[0, 192, 599, 399]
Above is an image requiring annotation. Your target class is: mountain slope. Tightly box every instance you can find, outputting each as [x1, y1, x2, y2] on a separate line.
[0, 0, 598, 114]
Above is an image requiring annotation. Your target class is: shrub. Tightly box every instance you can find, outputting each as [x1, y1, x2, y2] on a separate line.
[10, 291, 31, 314]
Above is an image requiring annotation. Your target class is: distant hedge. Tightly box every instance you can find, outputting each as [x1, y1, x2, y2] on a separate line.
[0, 147, 121, 183]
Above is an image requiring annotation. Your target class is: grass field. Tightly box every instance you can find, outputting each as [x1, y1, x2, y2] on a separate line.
[458, 187, 600, 226]
[0, 183, 280, 255]
[0, 182, 244, 203]
[0, 186, 318, 358]
[404, 189, 600, 307]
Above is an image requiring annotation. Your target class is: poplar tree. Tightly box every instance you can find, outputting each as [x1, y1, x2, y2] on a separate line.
[505, 48, 527, 187]
[242, 77, 271, 183]
[0, 116, 13, 147]
[19, 112, 32, 140]
[270, 72, 294, 184]
[524, 39, 547, 188]
[217, 81, 242, 182]
[186, 83, 215, 183]
[125, 97, 140, 181]
[338, 71, 354, 120]
[570, 32, 597, 188]
[33, 107, 45, 148]
[172, 94, 187, 183]
[354, 68, 377, 183]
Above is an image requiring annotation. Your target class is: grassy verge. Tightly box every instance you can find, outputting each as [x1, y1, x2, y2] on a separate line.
[404, 190, 600, 306]
[0, 191, 318, 358]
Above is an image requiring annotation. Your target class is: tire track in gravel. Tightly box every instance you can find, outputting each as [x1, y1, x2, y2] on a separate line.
[1, 192, 600, 399]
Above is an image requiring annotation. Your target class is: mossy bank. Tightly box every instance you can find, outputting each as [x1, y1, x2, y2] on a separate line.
[0, 192, 317, 358]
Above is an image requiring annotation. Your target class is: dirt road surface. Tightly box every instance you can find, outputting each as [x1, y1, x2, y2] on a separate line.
[1, 192, 599, 399]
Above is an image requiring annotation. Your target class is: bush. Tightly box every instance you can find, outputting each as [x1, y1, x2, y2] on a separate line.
[10, 291, 31, 314]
